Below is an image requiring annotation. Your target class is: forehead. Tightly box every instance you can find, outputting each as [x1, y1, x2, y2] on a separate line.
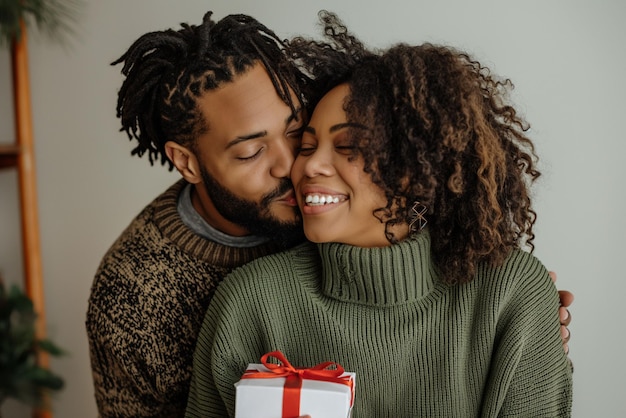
[196, 63, 297, 143]
[309, 84, 350, 127]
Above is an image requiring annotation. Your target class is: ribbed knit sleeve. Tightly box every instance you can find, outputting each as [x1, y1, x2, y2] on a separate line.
[479, 250, 573, 416]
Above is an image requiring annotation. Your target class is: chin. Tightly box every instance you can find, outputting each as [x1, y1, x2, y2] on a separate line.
[272, 206, 301, 223]
[303, 230, 332, 244]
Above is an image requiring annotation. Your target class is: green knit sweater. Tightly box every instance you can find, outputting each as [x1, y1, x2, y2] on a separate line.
[186, 232, 572, 417]
[86, 180, 284, 418]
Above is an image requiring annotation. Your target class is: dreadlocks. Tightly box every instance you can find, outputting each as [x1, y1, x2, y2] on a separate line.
[112, 11, 307, 169]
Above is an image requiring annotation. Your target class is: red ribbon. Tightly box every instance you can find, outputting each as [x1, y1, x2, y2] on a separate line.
[240, 351, 354, 418]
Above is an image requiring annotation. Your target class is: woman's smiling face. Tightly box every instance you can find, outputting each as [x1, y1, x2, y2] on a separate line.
[291, 84, 391, 247]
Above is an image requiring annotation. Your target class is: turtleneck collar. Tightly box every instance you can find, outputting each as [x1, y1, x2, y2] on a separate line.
[316, 231, 438, 306]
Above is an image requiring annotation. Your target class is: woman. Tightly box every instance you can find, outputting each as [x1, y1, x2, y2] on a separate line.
[185, 21, 573, 418]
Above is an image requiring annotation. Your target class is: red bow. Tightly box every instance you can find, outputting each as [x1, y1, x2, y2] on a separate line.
[241, 351, 354, 418]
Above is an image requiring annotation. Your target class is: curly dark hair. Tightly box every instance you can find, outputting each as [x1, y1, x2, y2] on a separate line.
[289, 12, 541, 284]
[112, 11, 308, 169]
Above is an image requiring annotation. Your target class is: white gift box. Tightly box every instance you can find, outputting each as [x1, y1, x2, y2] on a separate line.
[234, 361, 356, 418]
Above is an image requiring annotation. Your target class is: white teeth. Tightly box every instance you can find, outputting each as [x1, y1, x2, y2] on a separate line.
[305, 194, 341, 206]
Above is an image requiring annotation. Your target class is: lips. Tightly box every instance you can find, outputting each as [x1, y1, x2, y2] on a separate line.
[304, 193, 345, 206]
[277, 189, 297, 206]
[299, 186, 348, 210]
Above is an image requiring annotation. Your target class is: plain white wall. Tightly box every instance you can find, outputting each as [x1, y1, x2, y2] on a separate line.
[1, 0, 624, 416]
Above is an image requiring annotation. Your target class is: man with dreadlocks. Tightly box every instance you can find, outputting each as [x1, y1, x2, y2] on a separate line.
[86, 12, 311, 417]
[86, 9, 573, 418]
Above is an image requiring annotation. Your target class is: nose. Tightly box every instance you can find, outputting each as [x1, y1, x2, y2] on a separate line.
[269, 137, 297, 178]
[301, 146, 334, 178]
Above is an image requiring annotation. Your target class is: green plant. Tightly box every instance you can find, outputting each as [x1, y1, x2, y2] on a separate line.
[0, 280, 65, 409]
[0, 0, 82, 46]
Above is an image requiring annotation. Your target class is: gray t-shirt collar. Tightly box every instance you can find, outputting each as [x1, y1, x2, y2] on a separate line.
[177, 183, 269, 248]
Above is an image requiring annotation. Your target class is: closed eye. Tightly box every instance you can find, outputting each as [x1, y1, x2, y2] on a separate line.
[335, 145, 357, 155]
[296, 145, 316, 156]
[237, 147, 264, 161]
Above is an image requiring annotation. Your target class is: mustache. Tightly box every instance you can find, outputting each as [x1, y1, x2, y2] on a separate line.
[261, 179, 294, 207]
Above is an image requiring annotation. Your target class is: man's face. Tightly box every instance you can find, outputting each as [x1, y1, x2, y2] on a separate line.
[192, 63, 305, 246]
[198, 166, 303, 248]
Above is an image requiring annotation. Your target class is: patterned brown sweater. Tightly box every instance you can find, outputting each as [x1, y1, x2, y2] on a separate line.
[86, 180, 284, 417]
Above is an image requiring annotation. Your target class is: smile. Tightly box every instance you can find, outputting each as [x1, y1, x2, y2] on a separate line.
[304, 194, 346, 206]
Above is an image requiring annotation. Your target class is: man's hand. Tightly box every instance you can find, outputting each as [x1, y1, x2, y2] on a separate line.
[549, 271, 574, 354]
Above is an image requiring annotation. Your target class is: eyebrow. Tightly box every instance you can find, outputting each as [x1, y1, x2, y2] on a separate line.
[226, 106, 303, 149]
[304, 122, 367, 136]
[286, 107, 303, 125]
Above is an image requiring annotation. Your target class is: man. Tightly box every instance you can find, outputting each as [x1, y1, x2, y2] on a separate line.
[86, 12, 309, 417]
[86, 11, 573, 418]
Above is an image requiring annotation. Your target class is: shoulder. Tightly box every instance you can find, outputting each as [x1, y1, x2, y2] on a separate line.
[473, 249, 558, 318]
[207, 242, 318, 318]
[97, 183, 179, 267]
[499, 248, 552, 294]
[197, 243, 319, 370]
[92, 205, 171, 295]
[476, 248, 550, 288]
[93, 181, 199, 281]
[222, 241, 318, 288]
[88, 182, 214, 327]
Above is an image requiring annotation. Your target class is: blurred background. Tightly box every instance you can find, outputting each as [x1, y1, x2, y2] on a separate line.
[0, 0, 624, 416]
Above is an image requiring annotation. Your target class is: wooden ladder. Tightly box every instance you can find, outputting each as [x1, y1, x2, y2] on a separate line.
[0, 20, 52, 418]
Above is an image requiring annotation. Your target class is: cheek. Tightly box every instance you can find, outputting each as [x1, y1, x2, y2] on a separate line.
[355, 170, 387, 207]
[369, 184, 388, 207]
[212, 164, 266, 199]
[290, 158, 306, 184]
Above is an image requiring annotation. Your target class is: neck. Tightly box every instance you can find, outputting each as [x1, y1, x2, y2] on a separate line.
[191, 183, 250, 236]
[315, 232, 438, 306]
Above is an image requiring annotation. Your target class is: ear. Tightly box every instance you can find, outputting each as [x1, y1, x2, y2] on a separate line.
[165, 141, 202, 184]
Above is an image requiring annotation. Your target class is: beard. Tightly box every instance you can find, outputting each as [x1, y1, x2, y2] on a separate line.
[199, 166, 304, 249]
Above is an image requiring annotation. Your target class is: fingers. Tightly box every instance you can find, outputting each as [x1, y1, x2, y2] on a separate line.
[549, 271, 557, 283]
[561, 325, 570, 354]
[549, 270, 575, 307]
[551, 270, 573, 355]
[559, 306, 571, 355]
[560, 325, 570, 343]
[560, 305, 571, 355]
[559, 306, 571, 326]
[558, 290, 575, 308]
